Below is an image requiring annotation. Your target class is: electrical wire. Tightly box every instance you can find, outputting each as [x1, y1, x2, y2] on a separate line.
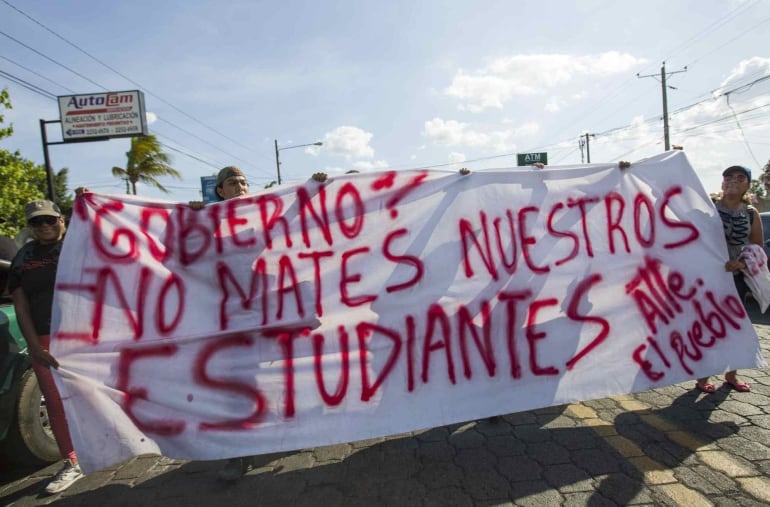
[3, 1, 768, 184]
[0, 55, 77, 93]
[0, 68, 56, 99]
[724, 94, 762, 166]
[0, 29, 108, 90]
[0, 4, 283, 178]
[1, 0, 277, 165]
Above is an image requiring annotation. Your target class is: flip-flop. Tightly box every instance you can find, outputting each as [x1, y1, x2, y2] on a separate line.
[695, 382, 715, 393]
[724, 381, 751, 392]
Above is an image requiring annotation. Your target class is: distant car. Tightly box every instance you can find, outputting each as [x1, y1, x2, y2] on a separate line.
[0, 243, 59, 465]
[761, 212, 770, 262]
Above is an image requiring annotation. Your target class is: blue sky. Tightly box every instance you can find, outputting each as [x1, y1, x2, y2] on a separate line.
[1, 0, 769, 202]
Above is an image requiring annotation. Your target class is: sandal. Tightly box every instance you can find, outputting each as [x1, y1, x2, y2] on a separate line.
[724, 381, 751, 392]
[695, 381, 715, 393]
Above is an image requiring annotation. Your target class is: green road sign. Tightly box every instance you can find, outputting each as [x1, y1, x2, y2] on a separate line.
[517, 152, 548, 166]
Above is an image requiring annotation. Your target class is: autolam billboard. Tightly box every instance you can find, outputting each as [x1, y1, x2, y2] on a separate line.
[57, 90, 148, 142]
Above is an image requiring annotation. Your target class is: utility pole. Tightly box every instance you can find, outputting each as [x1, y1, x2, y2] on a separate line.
[579, 133, 595, 163]
[274, 139, 323, 185]
[637, 62, 687, 151]
[274, 139, 282, 185]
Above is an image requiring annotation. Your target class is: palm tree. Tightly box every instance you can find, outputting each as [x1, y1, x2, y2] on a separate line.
[112, 134, 181, 194]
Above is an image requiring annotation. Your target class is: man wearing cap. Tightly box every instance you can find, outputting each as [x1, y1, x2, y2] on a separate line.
[214, 166, 250, 201]
[189, 166, 328, 209]
[9, 200, 85, 494]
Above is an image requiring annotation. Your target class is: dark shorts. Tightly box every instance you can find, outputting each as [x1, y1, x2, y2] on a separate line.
[734, 273, 751, 303]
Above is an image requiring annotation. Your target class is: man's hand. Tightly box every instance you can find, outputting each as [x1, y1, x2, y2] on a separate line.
[311, 172, 328, 182]
[188, 201, 206, 210]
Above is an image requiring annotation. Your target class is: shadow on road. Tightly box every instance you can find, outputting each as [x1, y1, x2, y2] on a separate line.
[746, 296, 770, 325]
[1, 397, 740, 507]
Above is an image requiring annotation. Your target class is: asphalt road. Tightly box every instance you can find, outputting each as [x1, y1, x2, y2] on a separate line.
[2, 306, 769, 507]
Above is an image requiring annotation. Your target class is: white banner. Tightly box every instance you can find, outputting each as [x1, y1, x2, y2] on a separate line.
[52, 151, 767, 473]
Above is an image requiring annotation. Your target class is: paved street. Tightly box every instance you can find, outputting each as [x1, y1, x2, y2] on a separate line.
[2, 307, 769, 507]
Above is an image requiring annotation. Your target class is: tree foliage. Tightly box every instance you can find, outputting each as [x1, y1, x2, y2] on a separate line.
[749, 176, 766, 201]
[0, 89, 72, 238]
[111, 134, 180, 194]
[31, 167, 74, 217]
[0, 150, 46, 237]
[0, 88, 12, 140]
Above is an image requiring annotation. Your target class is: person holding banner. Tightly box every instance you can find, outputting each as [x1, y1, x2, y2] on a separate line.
[696, 165, 761, 394]
[188, 166, 328, 209]
[8, 200, 84, 494]
[189, 165, 327, 481]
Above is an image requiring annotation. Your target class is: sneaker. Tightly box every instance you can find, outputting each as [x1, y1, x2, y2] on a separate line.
[45, 459, 83, 494]
[217, 457, 254, 482]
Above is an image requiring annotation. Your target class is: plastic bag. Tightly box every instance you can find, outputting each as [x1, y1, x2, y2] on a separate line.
[740, 244, 770, 313]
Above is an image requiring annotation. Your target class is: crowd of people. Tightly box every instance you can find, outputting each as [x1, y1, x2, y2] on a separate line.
[4, 162, 761, 494]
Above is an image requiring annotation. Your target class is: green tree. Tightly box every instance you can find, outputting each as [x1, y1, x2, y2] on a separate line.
[112, 134, 180, 194]
[749, 177, 766, 201]
[0, 88, 12, 140]
[31, 167, 74, 217]
[0, 150, 46, 237]
[0, 89, 72, 238]
[0, 89, 43, 237]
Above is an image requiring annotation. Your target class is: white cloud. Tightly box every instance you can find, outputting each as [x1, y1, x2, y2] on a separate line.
[353, 159, 389, 171]
[306, 126, 375, 159]
[324, 166, 349, 175]
[713, 57, 770, 97]
[448, 152, 466, 163]
[445, 52, 645, 112]
[423, 117, 537, 152]
[544, 97, 564, 113]
[145, 112, 157, 124]
[514, 122, 540, 137]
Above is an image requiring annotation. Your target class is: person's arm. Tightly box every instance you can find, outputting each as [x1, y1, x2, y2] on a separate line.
[11, 287, 59, 368]
[749, 208, 763, 247]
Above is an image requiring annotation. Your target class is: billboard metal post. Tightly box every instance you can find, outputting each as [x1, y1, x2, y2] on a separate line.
[39, 119, 57, 201]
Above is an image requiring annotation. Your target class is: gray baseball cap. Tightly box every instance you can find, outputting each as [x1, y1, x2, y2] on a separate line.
[25, 200, 61, 221]
[216, 166, 245, 187]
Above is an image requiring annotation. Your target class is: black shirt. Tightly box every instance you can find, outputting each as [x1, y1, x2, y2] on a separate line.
[7, 240, 62, 335]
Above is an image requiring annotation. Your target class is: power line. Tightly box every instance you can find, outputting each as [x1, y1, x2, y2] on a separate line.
[1, 0, 276, 165]
[0, 29, 108, 90]
[0, 68, 56, 99]
[661, 0, 760, 67]
[155, 140, 223, 170]
[0, 55, 77, 93]
[0, 68, 256, 182]
[0, 47, 271, 178]
[153, 118, 273, 178]
[684, 12, 770, 68]
[550, 2, 765, 146]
